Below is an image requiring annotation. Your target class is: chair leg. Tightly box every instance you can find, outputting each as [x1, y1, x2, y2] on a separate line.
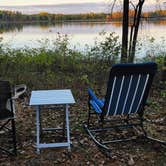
[0, 119, 10, 131]
[140, 120, 166, 146]
[11, 119, 17, 155]
[85, 105, 112, 156]
[87, 101, 92, 128]
[0, 119, 17, 156]
[0, 146, 15, 156]
[87, 110, 91, 128]
[146, 136, 166, 145]
[83, 124, 112, 157]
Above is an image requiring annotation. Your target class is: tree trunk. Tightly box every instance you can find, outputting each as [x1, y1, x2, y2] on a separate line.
[128, 0, 145, 62]
[121, 0, 129, 63]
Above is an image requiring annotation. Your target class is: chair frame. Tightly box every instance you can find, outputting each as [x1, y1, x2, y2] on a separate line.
[84, 62, 166, 156]
[0, 95, 17, 156]
[0, 82, 26, 156]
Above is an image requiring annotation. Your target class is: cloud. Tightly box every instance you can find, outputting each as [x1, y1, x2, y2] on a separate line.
[0, 0, 105, 6]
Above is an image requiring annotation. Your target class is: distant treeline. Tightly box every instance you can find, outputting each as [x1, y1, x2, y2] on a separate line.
[0, 10, 166, 23]
[107, 10, 166, 21]
[0, 11, 107, 22]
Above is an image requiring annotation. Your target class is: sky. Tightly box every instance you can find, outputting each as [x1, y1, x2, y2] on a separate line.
[0, 0, 106, 6]
[0, 0, 163, 6]
[0, 0, 165, 14]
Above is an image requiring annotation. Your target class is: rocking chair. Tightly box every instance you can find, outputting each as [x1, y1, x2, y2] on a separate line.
[84, 62, 165, 156]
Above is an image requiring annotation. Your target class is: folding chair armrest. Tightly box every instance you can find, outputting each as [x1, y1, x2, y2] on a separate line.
[13, 84, 27, 100]
[90, 100, 102, 114]
[88, 88, 104, 108]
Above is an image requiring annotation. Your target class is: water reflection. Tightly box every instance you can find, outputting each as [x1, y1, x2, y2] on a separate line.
[0, 23, 23, 33]
[1, 20, 166, 34]
[0, 21, 122, 34]
[0, 21, 166, 57]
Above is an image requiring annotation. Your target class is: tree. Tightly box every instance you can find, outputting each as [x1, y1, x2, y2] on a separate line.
[128, 0, 145, 62]
[121, 0, 145, 62]
[108, 0, 145, 62]
[121, 0, 129, 62]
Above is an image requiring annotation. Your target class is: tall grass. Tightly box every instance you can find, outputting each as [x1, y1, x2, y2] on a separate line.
[0, 33, 120, 92]
[0, 33, 165, 93]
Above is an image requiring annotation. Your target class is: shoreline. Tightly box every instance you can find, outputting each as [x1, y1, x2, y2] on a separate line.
[0, 17, 166, 24]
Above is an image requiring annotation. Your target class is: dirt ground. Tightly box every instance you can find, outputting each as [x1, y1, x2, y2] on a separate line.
[0, 88, 166, 166]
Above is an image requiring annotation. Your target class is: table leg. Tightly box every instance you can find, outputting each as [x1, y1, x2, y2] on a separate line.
[39, 107, 43, 137]
[62, 105, 66, 137]
[36, 106, 40, 154]
[65, 104, 71, 151]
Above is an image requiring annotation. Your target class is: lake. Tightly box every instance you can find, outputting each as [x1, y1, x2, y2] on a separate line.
[0, 20, 166, 58]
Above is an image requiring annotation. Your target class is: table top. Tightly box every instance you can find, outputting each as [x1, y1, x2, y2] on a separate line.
[29, 89, 75, 106]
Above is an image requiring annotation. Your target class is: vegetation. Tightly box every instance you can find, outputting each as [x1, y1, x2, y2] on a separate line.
[0, 33, 121, 91]
[142, 10, 166, 18]
[0, 11, 107, 23]
[107, 9, 166, 21]
[0, 33, 165, 118]
[0, 9, 166, 23]
[0, 33, 165, 88]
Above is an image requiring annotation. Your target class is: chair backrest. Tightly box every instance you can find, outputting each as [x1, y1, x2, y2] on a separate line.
[0, 80, 12, 111]
[103, 62, 157, 117]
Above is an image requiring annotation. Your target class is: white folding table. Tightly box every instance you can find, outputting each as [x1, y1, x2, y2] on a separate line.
[29, 89, 75, 153]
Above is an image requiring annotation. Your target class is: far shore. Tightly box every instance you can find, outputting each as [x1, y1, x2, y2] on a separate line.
[1, 9, 166, 25]
[0, 17, 166, 25]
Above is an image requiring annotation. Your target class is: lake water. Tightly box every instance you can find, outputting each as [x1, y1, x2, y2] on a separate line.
[0, 21, 166, 58]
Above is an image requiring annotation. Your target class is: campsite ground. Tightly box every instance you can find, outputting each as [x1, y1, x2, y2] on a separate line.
[0, 81, 165, 166]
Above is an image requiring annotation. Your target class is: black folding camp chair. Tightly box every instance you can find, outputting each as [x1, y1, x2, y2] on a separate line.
[0, 80, 27, 155]
[84, 62, 165, 156]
